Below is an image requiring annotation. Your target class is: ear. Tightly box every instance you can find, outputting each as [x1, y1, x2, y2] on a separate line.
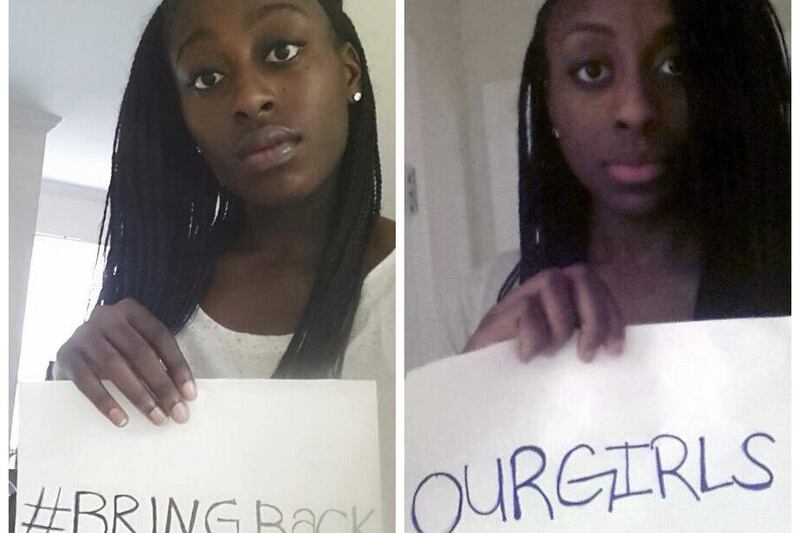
[338, 42, 363, 98]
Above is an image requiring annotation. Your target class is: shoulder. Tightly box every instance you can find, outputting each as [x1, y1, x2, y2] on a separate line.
[365, 217, 395, 273]
[464, 249, 521, 319]
[481, 250, 521, 294]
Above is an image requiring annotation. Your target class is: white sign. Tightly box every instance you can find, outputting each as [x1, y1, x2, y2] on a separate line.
[17, 380, 382, 532]
[406, 317, 789, 532]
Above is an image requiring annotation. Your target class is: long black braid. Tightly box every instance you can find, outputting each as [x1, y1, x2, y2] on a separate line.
[97, 0, 381, 378]
[502, 0, 790, 318]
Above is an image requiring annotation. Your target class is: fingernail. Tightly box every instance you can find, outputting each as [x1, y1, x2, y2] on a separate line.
[518, 338, 530, 362]
[608, 339, 624, 354]
[579, 346, 595, 363]
[171, 402, 190, 424]
[181, 381, 197, 401]
[148, 407, 168, 426]
[108, 408, 128, 427]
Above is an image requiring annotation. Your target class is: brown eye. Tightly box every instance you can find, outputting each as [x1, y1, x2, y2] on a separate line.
[192, 72, 225, 91]
[659, 57, 683, 78]
[266, 43, 301, 63]
[576, 62, 611, 84]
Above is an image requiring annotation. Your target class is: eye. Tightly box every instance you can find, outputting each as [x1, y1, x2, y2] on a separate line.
[658, 56, 683, 78]
[191, 72, 225, 91]
[574, 61, 612, 84]
[266, 43, 302, 63]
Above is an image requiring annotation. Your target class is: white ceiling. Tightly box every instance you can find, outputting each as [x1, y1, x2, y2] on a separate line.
[11, 0, 162, 190]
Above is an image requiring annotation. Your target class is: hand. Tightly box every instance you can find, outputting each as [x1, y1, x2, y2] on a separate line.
[55, 298, 196, 427]
[463, 264, 625, 362]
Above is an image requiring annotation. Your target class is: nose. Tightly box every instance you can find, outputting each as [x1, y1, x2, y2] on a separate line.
[613, 71, 657, 132]
[232, 69, 275, 122]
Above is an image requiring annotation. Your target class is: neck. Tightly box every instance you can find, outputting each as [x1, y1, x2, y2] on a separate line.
[588, 202, 699, 268]
[231, 178, 336, 267]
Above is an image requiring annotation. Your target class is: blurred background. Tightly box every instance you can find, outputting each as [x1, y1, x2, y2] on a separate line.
[404, 0, 791, 369]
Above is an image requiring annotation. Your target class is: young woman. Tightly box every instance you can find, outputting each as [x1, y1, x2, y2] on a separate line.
[53, 0, 395, 524]
[459, 0, 789, 361]
[51, 0, 394, 508]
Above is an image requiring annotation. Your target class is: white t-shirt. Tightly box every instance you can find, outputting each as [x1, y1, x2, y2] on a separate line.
[175, 251, 395, 530]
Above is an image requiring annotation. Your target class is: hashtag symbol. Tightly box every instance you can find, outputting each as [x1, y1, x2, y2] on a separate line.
[20, 487, 71, 532]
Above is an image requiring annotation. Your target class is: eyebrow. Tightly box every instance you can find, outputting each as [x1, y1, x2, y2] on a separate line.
[562, 21, 679, 49]
[175, 2, 308, 64]
[652, 23, 678, 44]
[565, 22, 616, 39]
[245, 2, 308, 30]
[176, 28, 213, 65]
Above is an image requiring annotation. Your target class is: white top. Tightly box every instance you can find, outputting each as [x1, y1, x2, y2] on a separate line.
[175, 251, 395, 529]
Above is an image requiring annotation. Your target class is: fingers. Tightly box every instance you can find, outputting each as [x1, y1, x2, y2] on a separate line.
[535, 269, 577, 350]
[512, 268, 579, 359]
[518, 296, 551, 361]
[563, 265, 624, 362]
[63, 336, 172, 426]
[465, 268, 581, 359]
[465, 263, 626, 363]
[464, 299, 528, 353]
[64, 354, 128, 428]
[120, 299, 196, 402]
[466, 272, 575, 360]
[58, 298, 195, 427]
[89, 339, 171, 426]
[103, 322, 190, 424]
[602, 284, 625, 354]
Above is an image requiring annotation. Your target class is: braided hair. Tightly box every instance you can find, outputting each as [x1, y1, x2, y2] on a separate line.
[501, 0, 790, 317]
[97, 0, 381, 378]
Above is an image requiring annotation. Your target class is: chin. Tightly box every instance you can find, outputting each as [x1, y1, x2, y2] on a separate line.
[233, 171, 329, 208]
[607, 192, 673, 220]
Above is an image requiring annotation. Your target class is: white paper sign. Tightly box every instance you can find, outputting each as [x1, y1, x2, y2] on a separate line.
[16, 379, 382, 533]
[406, 317, 790, 532]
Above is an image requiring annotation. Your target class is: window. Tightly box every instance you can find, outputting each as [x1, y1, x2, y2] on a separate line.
[18, 234, 103, 382]
[11, 234, 103, 459]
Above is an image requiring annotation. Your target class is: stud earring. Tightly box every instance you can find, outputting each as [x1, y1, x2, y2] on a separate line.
[195, 145, 203, 154]
[351, 92, 362, 103]
[552, 128, 561, 139]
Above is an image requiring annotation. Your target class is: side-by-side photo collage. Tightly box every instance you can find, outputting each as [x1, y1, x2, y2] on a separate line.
[7, 0, 792, 531]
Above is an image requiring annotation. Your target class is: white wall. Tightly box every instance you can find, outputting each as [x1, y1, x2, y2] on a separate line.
[346, 0, 396, 219]
[457, 0, 548, 266]
[9, 107, 61, 428]
[36, 180, 107, 243]
[405, 0, 548, 297]
[773, 1, 791, 47]
[405, 0, 475, 363]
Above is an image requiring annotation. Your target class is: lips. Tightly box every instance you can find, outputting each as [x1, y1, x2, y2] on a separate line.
[606, 161, 664, 184]
[235, 125, 302, 173]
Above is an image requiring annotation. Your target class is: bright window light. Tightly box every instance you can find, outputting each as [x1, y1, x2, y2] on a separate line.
[11, 235, 103, 460]
[18, 235, 103, 382]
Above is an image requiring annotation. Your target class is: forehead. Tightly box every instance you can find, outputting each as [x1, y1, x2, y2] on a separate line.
[167, 0, 331, 50]
[546, 0, 676, 46]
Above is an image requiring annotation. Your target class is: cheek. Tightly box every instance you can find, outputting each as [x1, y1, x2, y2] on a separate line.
[549, 90, 607, 173]
[663, 89, 689, 142]
[181, 102, 226, 156]
[301, 69, 350, 163]
[177, 102, 244, 192]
